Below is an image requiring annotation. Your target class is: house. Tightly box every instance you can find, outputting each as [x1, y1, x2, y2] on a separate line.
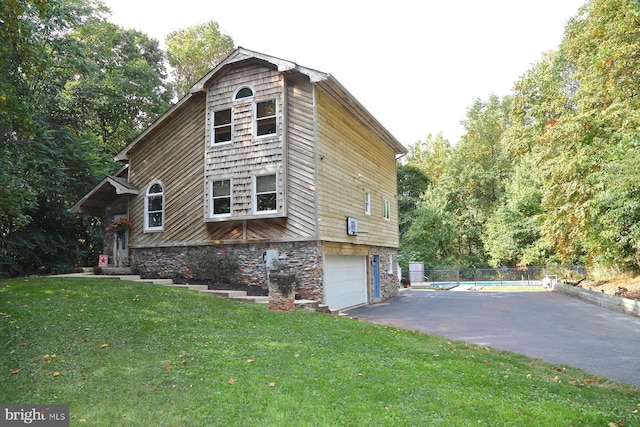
[71, 47, 407, 310]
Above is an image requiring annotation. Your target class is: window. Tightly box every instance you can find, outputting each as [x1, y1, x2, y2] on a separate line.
[254, 174, 277, 213]
[255, 99, 277, 137]
[383, 198, 391, 220]
[234, 86, 254, 100]
[145, 182, 164, 231]
[211, 179, 231, 217]
[212, 108, 232, 144]
[364, 190, 371, 215]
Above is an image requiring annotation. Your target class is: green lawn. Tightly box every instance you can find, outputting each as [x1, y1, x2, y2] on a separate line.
[1, 278, 638, 426]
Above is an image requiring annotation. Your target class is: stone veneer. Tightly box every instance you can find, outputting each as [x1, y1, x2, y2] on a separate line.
[130, 241, 399, 306]
[130, 241, 324, 302]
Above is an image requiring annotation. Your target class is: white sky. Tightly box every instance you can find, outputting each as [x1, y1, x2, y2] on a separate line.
[101, 0, 586, 147]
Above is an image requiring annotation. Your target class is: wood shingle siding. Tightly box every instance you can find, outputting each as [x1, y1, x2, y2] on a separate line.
[205, 64, 285, 220]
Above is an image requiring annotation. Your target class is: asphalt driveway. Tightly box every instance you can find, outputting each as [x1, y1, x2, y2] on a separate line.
[347, 289, 640, 388]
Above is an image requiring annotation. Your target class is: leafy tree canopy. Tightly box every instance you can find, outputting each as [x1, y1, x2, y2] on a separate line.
[165, 21, 235, 99]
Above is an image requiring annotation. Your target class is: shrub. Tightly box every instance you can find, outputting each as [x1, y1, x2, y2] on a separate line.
[186, 248, 239, 284]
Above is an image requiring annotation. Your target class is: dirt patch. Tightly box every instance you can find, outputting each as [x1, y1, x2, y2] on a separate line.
[579, 277, 640, 300]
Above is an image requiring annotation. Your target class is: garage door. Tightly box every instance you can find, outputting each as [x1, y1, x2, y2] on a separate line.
[324, 255, 367, 310]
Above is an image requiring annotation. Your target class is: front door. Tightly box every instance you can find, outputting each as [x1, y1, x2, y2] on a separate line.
[373, 255, 380, 299]
[112, 214, 129, 267]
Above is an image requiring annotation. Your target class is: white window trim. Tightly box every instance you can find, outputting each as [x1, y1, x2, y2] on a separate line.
[253, 98, 277, 139]
[209, 178, 232, 218]
[253, 173, 278, 215]
[233, 85, 254, 101]
[364, 189, 371, 215]
[383, 197, 391, 221]
[144, 181, 164, 232]
[211, 108, 233, 146]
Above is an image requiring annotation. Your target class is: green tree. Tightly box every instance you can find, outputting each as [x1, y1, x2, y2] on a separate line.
[405, 133, 451, 183]
[165, 21, 235, 99]
[396, 163, 430, 238]
[483, 154, 552, 267]
[66, 21, 171, 155]
[533, 0, 640, 269]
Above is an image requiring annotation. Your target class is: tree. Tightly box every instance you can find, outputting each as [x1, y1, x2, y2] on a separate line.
[532, 0, 640, 269]
[66, 21, 172, 155]
[0, 0, 109, 275]
[483, 154, 552, 267]
[396, 163, 430, 238]
[405, 133, 451, 183]
[165, 21, 235, 99]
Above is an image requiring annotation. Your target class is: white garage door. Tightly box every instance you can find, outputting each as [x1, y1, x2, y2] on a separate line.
[324, 255, 367, 310]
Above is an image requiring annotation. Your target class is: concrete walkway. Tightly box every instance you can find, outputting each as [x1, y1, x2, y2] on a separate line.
[347, 289, 640, 388]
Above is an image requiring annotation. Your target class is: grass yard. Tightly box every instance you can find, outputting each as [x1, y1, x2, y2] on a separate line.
[1, 278, 638, 426]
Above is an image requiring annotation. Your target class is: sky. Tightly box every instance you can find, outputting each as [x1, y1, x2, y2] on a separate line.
[101, 0, 587, 147]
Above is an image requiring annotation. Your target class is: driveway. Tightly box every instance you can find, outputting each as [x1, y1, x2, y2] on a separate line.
[347, 289, 640, 388]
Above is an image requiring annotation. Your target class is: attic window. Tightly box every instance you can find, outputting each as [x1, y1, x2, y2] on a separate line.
[234, 86, 254, 100]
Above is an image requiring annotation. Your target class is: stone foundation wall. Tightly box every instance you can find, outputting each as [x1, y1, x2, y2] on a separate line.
[130, 241, 324, 301]
[130, 242, 400, 306]
[369, 247, 400, 301]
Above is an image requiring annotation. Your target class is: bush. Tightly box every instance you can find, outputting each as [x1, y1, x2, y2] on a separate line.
[186, 248, 239, 284]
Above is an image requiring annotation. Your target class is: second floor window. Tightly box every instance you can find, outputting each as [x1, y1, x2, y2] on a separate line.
[213, 108, 232, 144]
[383, 198, 391, 220]
[255, 99, 277, 137]
[254, 174, 277, 213]
[211, 179, 231, 216]
[364, 190, 371, 215]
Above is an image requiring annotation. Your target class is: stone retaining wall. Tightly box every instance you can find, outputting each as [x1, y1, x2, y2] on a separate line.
[553, 282, 640, 318]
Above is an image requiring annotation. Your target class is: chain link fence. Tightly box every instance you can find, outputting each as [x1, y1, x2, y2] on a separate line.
[405, 265, 587, 286]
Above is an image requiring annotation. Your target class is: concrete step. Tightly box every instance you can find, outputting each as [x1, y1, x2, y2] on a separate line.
[232, 295, 270, 303]
[186, 284, 209, 291]
[295, 299, 319, 309]
[199, 289, 248, 298]
[149, 279, 175, 285]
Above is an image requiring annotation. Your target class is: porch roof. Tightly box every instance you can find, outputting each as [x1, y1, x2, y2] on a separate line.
[69, 167, 138, 216]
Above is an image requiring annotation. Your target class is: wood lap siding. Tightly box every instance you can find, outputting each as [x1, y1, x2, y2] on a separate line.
[128, 94, 207, 247]
[285, 75, 318, 239]
[316, 88, 400, 248]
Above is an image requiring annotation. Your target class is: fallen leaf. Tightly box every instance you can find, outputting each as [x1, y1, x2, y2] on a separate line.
[100, 343, 108, 348]
[53, 371, 61, 377]
[228, 376, 235, 385]
[247, 358, 255, 363]
[181, 359, 187, 365]
[268, 381, 276, 387]
[10, 368, 19, 374]
[79, 419, 86, 423]
[163, 365, 171, 371]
